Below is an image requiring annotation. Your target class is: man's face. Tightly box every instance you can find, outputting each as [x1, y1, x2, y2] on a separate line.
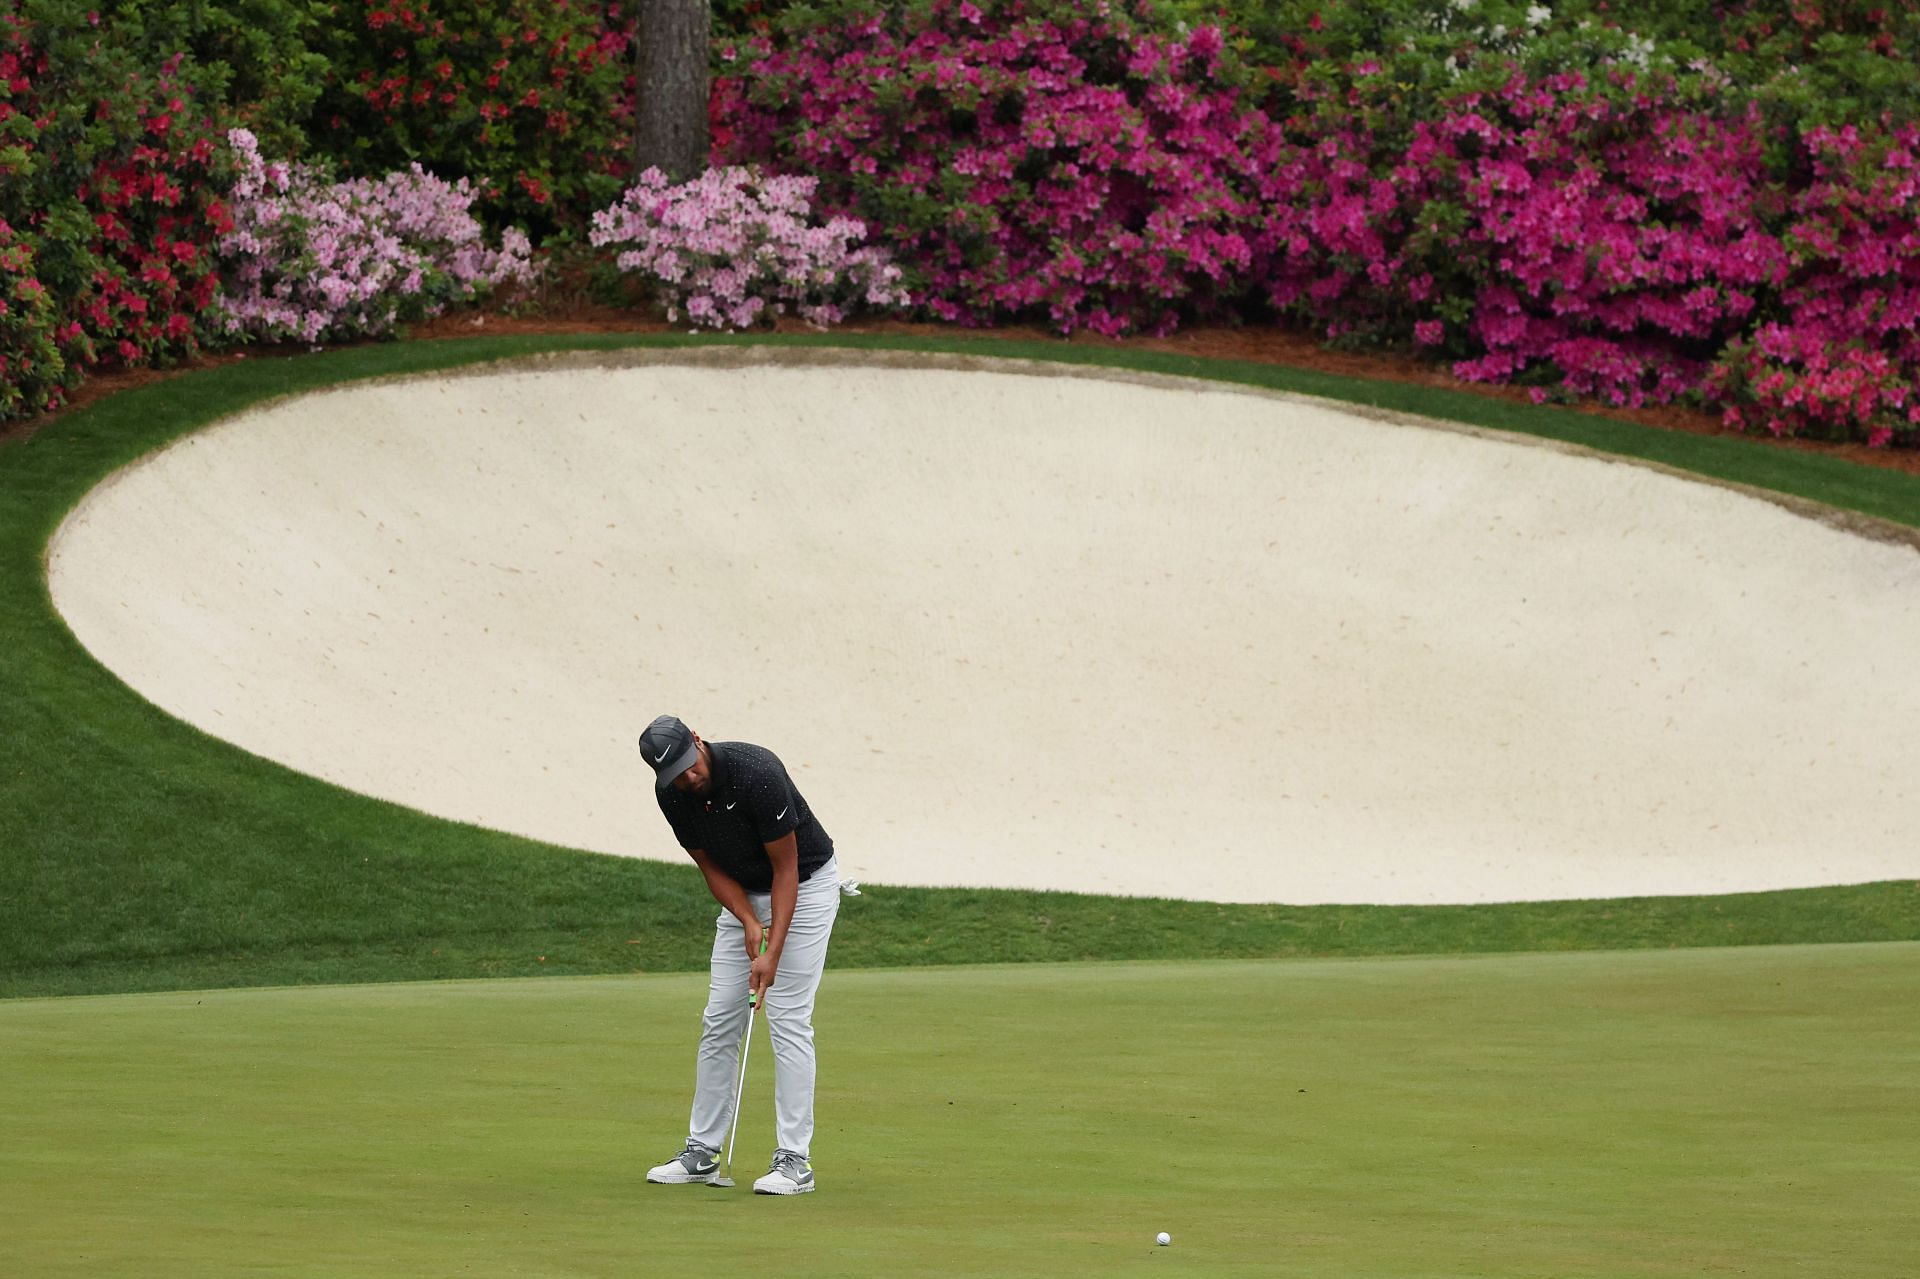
[670, 739, 713, 796]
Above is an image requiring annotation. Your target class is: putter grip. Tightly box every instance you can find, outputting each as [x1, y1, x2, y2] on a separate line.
[749, 933, 769, 1007]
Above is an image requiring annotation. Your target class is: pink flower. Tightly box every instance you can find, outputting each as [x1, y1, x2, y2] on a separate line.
[588, 165, 908, 332]
[213, 131, 537, 342]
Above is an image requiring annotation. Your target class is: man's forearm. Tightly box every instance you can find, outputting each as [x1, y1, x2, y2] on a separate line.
[767, 858, 799, 958]
[691, 852, 758, 927]
[760, 831, 802, 960]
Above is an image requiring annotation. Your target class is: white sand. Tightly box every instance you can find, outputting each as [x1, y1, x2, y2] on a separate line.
[45, 349, 1920, 904]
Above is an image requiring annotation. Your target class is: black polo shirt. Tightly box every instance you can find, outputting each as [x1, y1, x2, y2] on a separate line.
[656, 740, 833, 892]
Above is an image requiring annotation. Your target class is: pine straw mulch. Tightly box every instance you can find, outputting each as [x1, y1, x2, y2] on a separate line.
[9, 300, 1920, 480]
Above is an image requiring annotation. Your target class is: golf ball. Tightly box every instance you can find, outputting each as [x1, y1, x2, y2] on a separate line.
[1156, 1232, 1171, 1247]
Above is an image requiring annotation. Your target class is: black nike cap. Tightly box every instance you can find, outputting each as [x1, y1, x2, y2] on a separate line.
[639, 714, 700, 789]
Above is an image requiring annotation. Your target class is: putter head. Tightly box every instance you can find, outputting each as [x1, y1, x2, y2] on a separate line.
[707, 1174, 735, 1189]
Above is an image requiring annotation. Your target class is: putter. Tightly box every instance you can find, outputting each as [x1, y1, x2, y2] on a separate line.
[710, 935, 768, 1189]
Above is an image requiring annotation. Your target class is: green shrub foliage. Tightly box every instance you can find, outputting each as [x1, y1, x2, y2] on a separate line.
[307, 0, 634, 235]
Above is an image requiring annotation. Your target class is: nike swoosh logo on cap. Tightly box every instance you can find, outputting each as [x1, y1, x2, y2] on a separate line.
[654, 744, 671, 763]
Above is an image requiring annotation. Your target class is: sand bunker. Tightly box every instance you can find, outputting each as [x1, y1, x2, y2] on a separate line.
[46, 349, 1920, 904]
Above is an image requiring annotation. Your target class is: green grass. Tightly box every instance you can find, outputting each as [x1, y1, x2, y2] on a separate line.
[4, 944, 1916, 1277]
[4, 332, 1920, 1000]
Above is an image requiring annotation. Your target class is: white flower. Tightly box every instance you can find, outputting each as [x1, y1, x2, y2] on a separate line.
[1526, 4, 1550, 28]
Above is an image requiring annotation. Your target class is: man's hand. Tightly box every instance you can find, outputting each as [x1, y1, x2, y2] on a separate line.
[743, 916, 766, 962]
[752, 833, 798, 1004]
[749, 945, 778, 1003]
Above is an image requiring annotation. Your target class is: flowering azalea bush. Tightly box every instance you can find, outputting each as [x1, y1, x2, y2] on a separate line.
[71, 0, 330, 155]
[310, 0, 634, 232]
[215, 129, 538, 343]
[713, 0, 1298, 336]
[1268, 58, 1920, 435]
[1707, 122, 1920, 445]
[63, 51, 236, 371]
[589, 165, 908, 329]
[1184, 0, 1920, 441]
[1713, 329, 1917, 447]
[0, 219, 64, 421]
[1390, 82, 1788, 410]
[1, 4, 237, 419]
[704, 2, 1920, 441]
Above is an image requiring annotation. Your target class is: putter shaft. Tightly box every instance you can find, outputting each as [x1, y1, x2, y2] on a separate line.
[717, 936, 769, 1187]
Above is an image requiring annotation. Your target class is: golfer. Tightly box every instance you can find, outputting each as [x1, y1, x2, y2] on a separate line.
[640, 714, 844, 1195]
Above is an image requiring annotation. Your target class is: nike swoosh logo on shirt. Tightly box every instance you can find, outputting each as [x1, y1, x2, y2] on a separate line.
[726, 802, 737, 810]
[776, 806, 789, 821]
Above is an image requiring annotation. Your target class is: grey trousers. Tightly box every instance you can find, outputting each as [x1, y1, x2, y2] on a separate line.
[687, 857, 840, 1157]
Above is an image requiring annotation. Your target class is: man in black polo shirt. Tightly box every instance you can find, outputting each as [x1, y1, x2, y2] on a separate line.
[638, 714, 844, 1196]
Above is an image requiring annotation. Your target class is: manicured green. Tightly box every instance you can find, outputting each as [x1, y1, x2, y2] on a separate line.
[5, 334, 1919, 1001]
[4, 944, 1916, 1277]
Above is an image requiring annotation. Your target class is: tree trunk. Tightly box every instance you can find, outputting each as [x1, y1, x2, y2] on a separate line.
[632, 0, 711, 183]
